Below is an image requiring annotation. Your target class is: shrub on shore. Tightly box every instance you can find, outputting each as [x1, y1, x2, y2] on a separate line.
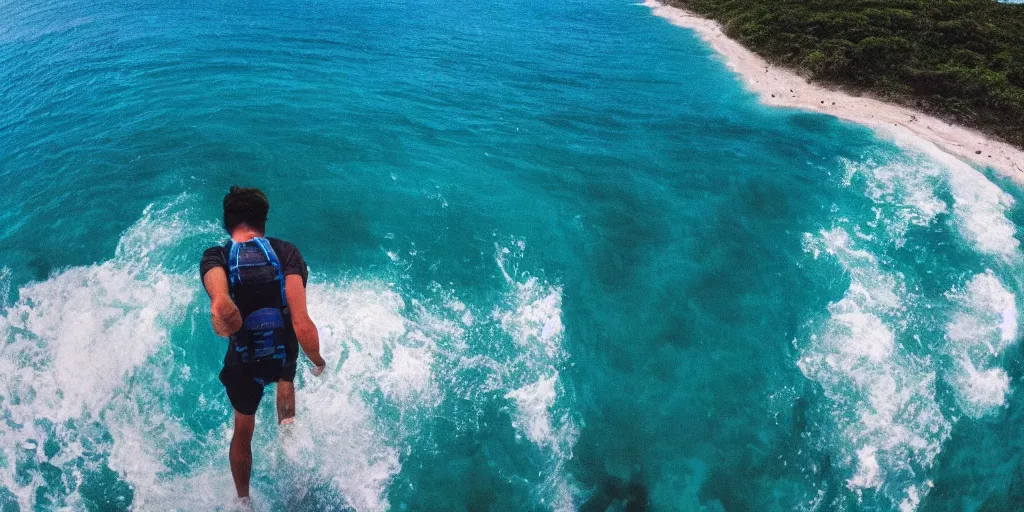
[669, 0, 1024, 148]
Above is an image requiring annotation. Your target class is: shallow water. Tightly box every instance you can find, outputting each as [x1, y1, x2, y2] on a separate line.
[2, 0, 1024, 510]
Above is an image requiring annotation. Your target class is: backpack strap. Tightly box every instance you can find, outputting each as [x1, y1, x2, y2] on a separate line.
[227, 241, 241, 292]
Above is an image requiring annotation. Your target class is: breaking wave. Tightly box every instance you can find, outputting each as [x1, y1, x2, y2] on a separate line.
[799, 142, 1021, 510]
[800, 227, 950, 510]
[0, 199, 579, 511]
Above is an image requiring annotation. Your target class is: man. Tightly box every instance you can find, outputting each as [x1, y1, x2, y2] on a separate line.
[200, 186, 327, 501]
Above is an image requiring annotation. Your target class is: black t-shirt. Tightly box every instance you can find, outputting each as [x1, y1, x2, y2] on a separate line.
[200, 237, 308, 286]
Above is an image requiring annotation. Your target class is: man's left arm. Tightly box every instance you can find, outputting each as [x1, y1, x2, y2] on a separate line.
[203, 267, 242, 336]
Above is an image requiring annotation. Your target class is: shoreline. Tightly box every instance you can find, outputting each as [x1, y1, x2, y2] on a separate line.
[644, 0, 1024, 183]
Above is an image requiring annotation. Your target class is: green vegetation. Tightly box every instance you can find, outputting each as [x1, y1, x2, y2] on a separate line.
[668, 0, 1024, 147]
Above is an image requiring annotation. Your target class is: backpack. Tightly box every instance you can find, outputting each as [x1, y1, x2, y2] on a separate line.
[226, 237, 291, 370]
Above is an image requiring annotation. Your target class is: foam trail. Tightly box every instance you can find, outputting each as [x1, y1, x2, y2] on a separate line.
[800, 134, 1024, 510]
[495, 242, 578, 511]
[799, 228, 950, 510]
[0, 199, 217, 510]
[884, 127, 1019, 259]
[282, 280, 459, 511]
[0, 199, 461, 511]
[843, 130, 1019, 261]
[941, 270, 1019, 418]
[840, 156, 947, 247]
[0, 196, 583, 510]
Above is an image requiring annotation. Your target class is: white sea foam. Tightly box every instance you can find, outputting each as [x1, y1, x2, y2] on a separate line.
[840, 156, 947, 247]
[105, 402, 223, 510]
[802, 130, 1023, 510]
[5, 265, 193, 420]
[900, 484, 922, 512]
[801, 137, 1023, 509]
[291, 280, 458, 511]
[941, 271, 1019, 417]
[290, 252, 578, 511]
[494, 244, 578, 511]
[0, 200, 454, 512]
[799, 228, 950, 510]
[116, 194, 221, 269]
[0, 200, 209, 510]
[505, 372, 560, 450]
[884, 129, 1019, 259]
[1, 200, 583, 510]
[842, 131, 1020, 260]
[848, 446, 881, 490]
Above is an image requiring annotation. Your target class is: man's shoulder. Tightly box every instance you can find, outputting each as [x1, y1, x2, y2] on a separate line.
[202, 244, 228, 257]
[267, 237, 307, 280]
[267, 237, 300, 254]
[201, 243, 231, 263]
[199, 243, 230, 278]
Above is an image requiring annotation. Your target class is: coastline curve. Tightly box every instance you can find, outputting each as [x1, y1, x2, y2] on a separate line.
[643, 0, 1024, 183]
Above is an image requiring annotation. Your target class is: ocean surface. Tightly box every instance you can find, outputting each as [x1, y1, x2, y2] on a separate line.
[2, 0, 1024, 510]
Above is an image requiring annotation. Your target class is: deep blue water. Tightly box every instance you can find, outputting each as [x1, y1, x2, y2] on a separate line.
[3, 0, 1024, 510]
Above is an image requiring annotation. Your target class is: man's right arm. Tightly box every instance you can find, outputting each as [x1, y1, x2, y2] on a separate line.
[203, 267, 243, 337]
[284, 273, 326, 373]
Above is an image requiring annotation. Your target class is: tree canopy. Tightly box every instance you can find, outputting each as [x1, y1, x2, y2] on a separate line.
[668, 0, 1024, 148]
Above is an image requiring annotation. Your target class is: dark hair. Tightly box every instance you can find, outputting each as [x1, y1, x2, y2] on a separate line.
[223, 186, 269, 233]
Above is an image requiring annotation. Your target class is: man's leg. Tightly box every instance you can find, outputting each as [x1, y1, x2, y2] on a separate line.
[230, 410, 256, 498]
[277, 381, 295, 425]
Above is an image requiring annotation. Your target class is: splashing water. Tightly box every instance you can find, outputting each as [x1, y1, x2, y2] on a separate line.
[3, 0, 1024, 509]
[797, 135, 1022, 510]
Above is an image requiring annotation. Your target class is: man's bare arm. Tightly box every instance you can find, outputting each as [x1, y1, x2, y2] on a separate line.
[203, 267, 242, 337]
[285, 274, 326, 370]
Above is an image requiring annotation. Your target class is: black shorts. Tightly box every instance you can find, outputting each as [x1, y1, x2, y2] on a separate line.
[219, 358, 297, 416]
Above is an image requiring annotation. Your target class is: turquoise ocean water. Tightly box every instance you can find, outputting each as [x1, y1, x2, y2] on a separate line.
[3, 0, 1024, 510]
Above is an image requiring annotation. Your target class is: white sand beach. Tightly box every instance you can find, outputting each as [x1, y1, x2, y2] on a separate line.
[645, 0, 1024, 182]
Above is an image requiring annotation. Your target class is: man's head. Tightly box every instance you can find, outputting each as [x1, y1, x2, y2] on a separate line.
[223, 186, 269, 234]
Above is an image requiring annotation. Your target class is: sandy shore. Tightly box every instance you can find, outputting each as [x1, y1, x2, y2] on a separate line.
[644, 0, 1024, 183]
